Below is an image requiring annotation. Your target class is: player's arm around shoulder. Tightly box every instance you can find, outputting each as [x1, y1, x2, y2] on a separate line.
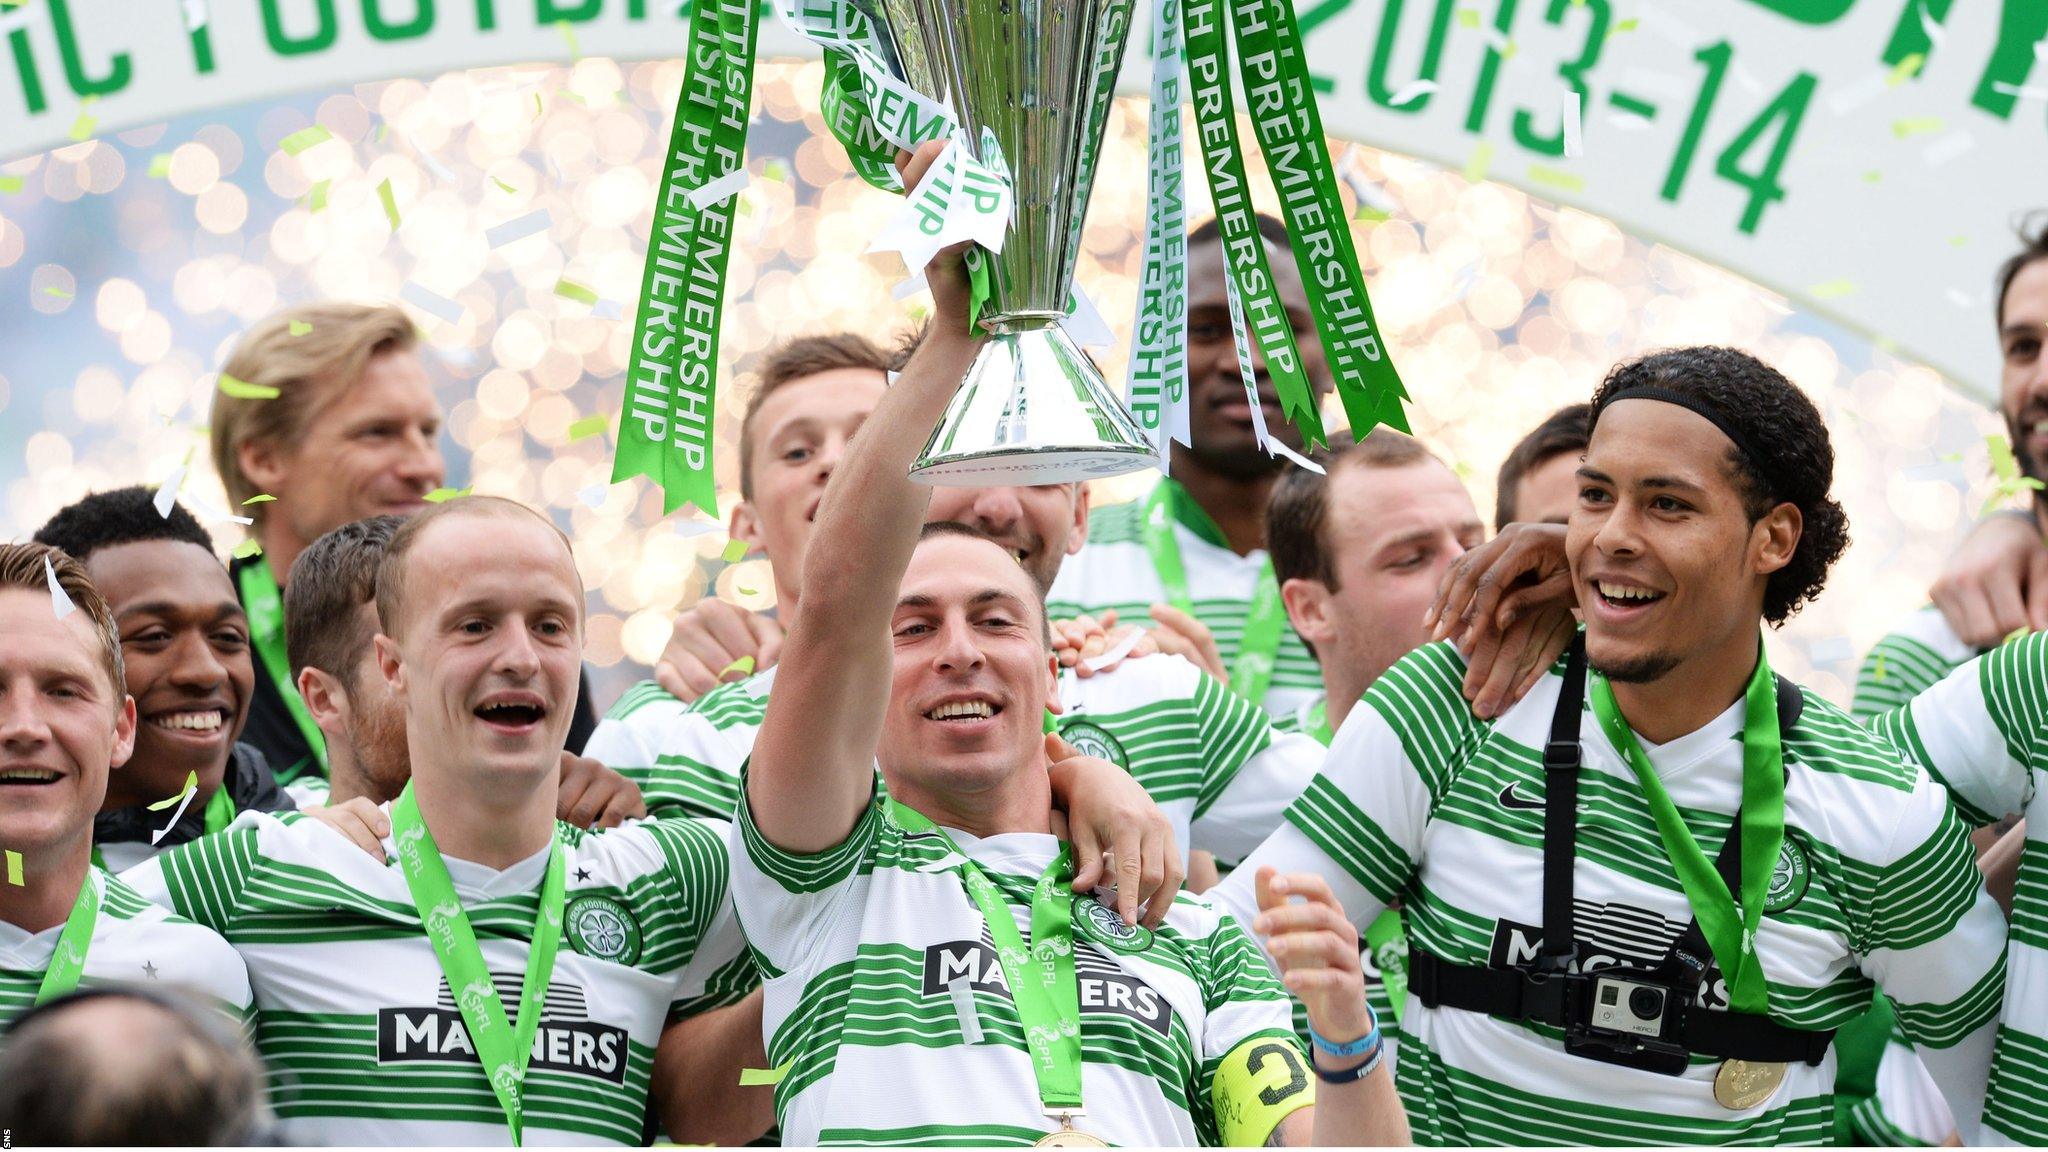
[119, 809, 282, 930]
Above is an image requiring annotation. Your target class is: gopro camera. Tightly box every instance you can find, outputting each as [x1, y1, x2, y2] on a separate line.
[1589, 975, 1670, 1038]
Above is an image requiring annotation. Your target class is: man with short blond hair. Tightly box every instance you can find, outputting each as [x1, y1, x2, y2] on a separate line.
[0, 543, 250, 1028]
[126, 496, 766, 1145]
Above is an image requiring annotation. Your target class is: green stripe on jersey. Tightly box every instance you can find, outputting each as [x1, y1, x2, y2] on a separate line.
[730, 778, 1301, 1147]
[1850, 607, 1978, 722]
[1254, 640, 2004, 1144]
[124, 810, 745, 1146]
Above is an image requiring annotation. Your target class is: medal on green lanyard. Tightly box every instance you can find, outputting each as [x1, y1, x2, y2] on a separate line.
[35, 875, 99, 1004]
[235, 559, 327, 776]
[201, 782, 237, 836]
[1589, 639, 1785, 1016]
[1140, 483, 1285, 706]
[886, 800, 1095, 1143]
[392, 783, 567, 1146]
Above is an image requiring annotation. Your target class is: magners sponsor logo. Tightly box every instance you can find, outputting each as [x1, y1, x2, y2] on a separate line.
[920, 937, 1173, 1035]
[377, 974, 629, 1085]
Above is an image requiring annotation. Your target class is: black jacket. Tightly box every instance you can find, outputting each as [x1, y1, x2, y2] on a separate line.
[93, 741, 295, 852]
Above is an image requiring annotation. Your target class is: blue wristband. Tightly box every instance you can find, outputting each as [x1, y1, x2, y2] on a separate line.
[1308, 1004, 1381, 1058]
[1313, 1036, 1384, 1084]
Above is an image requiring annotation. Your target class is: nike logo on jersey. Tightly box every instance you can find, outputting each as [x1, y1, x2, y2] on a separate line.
[1497, 781, 1545, 810]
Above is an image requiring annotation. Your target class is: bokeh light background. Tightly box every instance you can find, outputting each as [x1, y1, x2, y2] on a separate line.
[0, 57, 2013, 709]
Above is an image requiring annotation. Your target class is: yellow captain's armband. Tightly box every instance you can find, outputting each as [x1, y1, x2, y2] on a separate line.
[1211, 1035, 1316, 1146]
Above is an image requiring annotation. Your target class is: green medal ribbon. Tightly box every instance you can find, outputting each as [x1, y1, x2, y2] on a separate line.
[886, 800, 1084, 1114]
[392, 783, 568, 1146]
[235, 559, 326, 778]
[615, 0, 758, 516]
[1125, 0, 1191, 452]
[1181, 0, 1325, 444]
[1302, 695, 1331, 745]
[202, 780, 237, 836]
[1141, 482, 1284, 705]
[1589, 640, 1784, 1017]
[1225, 0, 1409, 435]
[1363, 909, 1406, 1027]
[35, 873, 99, 1005]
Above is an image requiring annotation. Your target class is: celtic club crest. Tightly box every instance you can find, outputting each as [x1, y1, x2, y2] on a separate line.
[1057, 721, 1127, 769]
[1072, 895, 1154, 954]
[564, 894, 643, 965]
[1764, 838, 1811, 914]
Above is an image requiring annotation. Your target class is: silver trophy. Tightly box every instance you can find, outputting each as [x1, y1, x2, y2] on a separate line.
[856, 0, 1158, 484]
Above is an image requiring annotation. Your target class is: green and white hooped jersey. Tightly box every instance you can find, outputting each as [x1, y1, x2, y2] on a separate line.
[1, 867, 252, 1026]
[1867, 630, 2048, 1145]
[124, 808, 751, 1146]
[1851, 607, 1979, 722]
[589, 652, 1323, 869]
[1215, 642, 2006, 1146]
[1045, 490, 1321, 721]
[729, 778, 1304, 1146]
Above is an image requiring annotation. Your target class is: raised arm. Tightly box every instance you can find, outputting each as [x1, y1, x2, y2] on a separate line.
[746, 141, 983, 853]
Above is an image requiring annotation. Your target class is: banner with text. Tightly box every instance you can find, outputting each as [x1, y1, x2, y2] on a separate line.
[0, 0, 2040, 398]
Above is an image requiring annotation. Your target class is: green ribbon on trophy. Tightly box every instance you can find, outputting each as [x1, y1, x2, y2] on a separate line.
[1226, 0, 1409, 434]
[614, 0, 759, 515]
[1125, 0, 1191, 463]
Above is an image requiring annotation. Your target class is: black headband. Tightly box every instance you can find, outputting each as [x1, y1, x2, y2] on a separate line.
[1597, 385, 1768, 475]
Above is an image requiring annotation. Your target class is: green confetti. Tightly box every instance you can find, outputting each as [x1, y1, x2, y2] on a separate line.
[492, 177, 518, 194]
[719, 655, 757, 679]
[1982, 434, 2045, 517]
[3, 849, 20, 886]
[1873, 654, 1887, 682]
[306, 180, 329, 213]
[377, 178, 401, 230]
[376, 123, 389, 143]
[217, 373, 280, 400]
[738, 1062, 789, 1087]
[1807, 279, 1857, 300]
[1462, 141, 1494, 184]
[720, 539, 748, 563]
[1353, 205, 1392, 223]
[146, 771, 198, 811]
[2004, 625, 2032, 646]
[1891, 116, 1943, 139]
[737, 585, 759, 596]
[553, 277, 599, 306]
[1607, 16, 1639, 36]
[41, 285, 72, 299]
[1862, 170, 1883, 184]
[1887, 53, 1926, 86]
[148, 153, 172, 178]
[556, 19, 581, 57]
[231, 539, 263, 560]
[763, 158, 789, 182]
[1455, 7, 1480, 27]
[1526, 164, 1586, 194]
[1949, 234, 1969, 248]
[534, 92, 545, 119]
[423, 486, 473, 503]
[566, 414, 608, 442]
[0, 175, 21, 193]
[241, 494, 276, 505]
[68, 109, 95, 142]
[289, 319, 312, 336]
[279, 125, 333, 156]
[559, 89, 587, 105]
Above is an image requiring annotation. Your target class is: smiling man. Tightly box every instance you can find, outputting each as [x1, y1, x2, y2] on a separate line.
[123, 496, 763, 1145]
[1216, 346, 2007, 1144]
[726, 141, 1404, 1148]
[208, 303, 600, 787]
[0, 543, 250, 1028]
[33, 488, 292, 871]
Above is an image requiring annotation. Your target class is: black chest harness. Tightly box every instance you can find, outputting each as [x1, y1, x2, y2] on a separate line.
[1406, 641, 1835, 1075]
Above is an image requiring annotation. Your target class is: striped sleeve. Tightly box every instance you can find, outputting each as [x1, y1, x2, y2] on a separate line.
[1868, 635, 2040, 828]
[728, 763, 881, 975]
[1188, 667, 1320, 868]
[1192, 907, 1310, 1145]
[1853, 634, 1964, 721]
[120, 819, 265, 933]
[1847, 760, 2006, 1137]
[585, 688, 752, 822]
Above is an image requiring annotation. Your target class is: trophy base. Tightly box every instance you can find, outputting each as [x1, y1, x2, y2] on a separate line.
[910, 325, 1158, 487]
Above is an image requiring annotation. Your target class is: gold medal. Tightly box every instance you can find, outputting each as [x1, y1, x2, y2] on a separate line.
[1035, 1113, 1108, 1147]
[1712, 1059, 1787, 1110]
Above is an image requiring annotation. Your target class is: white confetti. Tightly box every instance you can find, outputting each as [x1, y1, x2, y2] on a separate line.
[1063, 287, 1116, 350]
[2036, 36, 2048, 65]
[1946, 287, 1981, 309]
[179, 0, 209, 31]
[1337, 146, 1399, 216]
[576, 483, 609, 509]
[1916, 0, 1944, 46]
[1606, 110, 1654, 132]
[1827, 70, 1890, 116]
[400, 281, 466, 325]
[1479, 24, 1510, 53]
[592, 299, 623, 321]
[673, 518, 721, 538]
[685, 168, 750, 210]
[892, 272, 929, 302]
[153, 461, 188, 519]
[184, 492, 253, 526]
[150, 783, 199, 845]
[1561, 91, 1584, 158]
[1991, 81, 2048, 103]
[1388, 79, 1438, 108]
[486, 208, 551, 248]
[1921, 130, 1976, 166]
[1081, 628, 1147, 673]
[0, 3, 37, 34]
[44, 556, 75, 620]
[947, 977, 983, 1041]
[1269, 438, 1328, 475]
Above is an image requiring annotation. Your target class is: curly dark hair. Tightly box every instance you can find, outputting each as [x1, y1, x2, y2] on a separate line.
[1588, 347, 1849, 626]
[33, 485, 215, 564]
[1995, 210, 2048, 330]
